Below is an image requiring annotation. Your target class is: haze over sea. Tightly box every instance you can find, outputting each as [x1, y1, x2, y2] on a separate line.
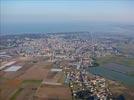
[1, 0, 134, 34]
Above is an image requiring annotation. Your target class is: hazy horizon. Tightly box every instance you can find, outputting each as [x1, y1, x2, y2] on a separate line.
[1, 0, 134, 34]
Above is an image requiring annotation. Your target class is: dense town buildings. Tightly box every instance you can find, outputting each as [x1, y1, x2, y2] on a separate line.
[0, 32, 133, 100]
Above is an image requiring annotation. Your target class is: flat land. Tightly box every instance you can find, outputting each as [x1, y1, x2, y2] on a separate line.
[43, 71, 64, 83]
[18, 66, 49, 80]
[2, 60, 34, 79]
[0, 74, 42, 100]
[107, 80, 134, 100]
[117, 43, 134, 56]
[97, 56, 134, 67]
[0, 57, 54, 100]
[35, 84, 72, 100]
[0, 79, 22, 100]
[10, 80, 42, 100]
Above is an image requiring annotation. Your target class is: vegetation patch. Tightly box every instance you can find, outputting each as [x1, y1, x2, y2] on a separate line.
[10, 88, 23, 100]
[22, 80, 42, 84]
[97, 56, 134, 67]
[9, 80, 42, 100]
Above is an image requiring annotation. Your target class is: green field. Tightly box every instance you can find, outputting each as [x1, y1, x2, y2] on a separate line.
[97, 56, 134, 67]
[117, 43, 134, 56]
[10, 80, 42, 100]
[22, 80, 42, 84]
[10, 88, 23, 100]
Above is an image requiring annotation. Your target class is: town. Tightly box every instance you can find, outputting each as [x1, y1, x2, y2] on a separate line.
[0, 32, 134, 100]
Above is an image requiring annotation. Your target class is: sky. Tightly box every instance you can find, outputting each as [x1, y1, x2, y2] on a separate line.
[1, 0, 134, 34]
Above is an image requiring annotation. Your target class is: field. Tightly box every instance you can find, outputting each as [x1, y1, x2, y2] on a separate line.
[97, 55, 134, 67]
[0, 79, 22, 100]
[18, 66, 49, 80]
[0, 56, 70, 100]
[3, 60, 35, 79]
[117, 43, 134, 56]
[10, 80, 42, 100]
[35, 84, 72, 100]
[107, 80, 134, 100]
[0, 57, 53, 100]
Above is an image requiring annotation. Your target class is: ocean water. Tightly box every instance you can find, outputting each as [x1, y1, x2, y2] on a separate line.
[1, 21, 134, 35]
